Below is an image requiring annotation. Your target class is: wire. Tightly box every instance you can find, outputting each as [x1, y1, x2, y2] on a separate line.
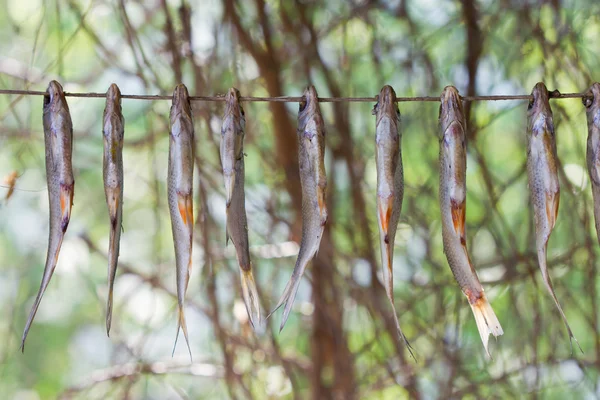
[0, 88, 588, 102]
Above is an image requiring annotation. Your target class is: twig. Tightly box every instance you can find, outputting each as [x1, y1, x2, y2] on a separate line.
[0, 89, 587, 102]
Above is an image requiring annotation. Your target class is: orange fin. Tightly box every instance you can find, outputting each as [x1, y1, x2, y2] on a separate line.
[451, 199, 466, 245]
[178, 194, 193, 228]
[378, 196, 393, 239]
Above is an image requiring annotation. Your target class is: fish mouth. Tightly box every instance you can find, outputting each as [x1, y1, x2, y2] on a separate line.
[106, 83, 122, 108]
[224, 87, 244, 121]
[44, 80, 66, 109]
[439, 86, 463, 130]
[172, 84, 192, 118]
[528, 82, 552, 116]
[374, 85, 399, 125]
[299, 85, 319, 114]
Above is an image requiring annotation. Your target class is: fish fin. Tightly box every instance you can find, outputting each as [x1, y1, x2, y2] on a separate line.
[267, 272, 303, 332]
[451, 199, 466, 245]
[378, 195, 394, 300]
[21, 233, 66, 351]
[60, 184, 73, 232]
[177, 194, 193, 229]
[545, 191, 559, 230]
[241, 268, 262, 330]
[537, 248, 582, 354]
[172, 304, 193, 362]
[317, 186, 327, 225]
[468, 293, 503, 358]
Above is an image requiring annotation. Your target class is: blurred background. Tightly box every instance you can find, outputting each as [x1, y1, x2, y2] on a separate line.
[0, 0, 599, 398]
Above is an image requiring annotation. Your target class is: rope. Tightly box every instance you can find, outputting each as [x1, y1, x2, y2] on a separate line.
[0, 89, 588, 102]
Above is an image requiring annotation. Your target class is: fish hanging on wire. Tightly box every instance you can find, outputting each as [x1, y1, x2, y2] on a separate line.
[372, 85, 414, 359]
[21, 81, 75, 351]
[527, 82, 581, 352]
[268, 86, 327, 331]
[220, 88, 261, 329]
[168, 84, 195, 360]
[102, 84, 124, 336]
[584, 83, 600, 247]
[438, 86, 503, 356]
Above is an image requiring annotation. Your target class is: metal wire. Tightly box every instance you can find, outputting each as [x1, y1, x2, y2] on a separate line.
[0, 88, 588, 102]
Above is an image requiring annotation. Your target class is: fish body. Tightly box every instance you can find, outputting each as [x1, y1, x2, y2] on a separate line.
[584, 83, 600, 246]
[168, 84, 195, 359]
[103, 84, 124, 336]
[439, 86, 502, 356]
[21, 81, 74, 350]
[220, 88, 261, 329]
[372, 85, 413, 356]
[269, 86, 327, 331]
[527, 82, 580, 351]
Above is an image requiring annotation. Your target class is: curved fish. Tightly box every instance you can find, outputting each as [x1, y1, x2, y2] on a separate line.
[220, 88, 261, 329]
[168, 84, 194, 359]
[439, 86, 503, 356]
[103, 83, 124, 336]
[372, 85, 413, 358]
[268, 86, 327, 331]
[527, 82, 581, 352]
[21, 81, 74, 351]
[584, 83, 600, 246]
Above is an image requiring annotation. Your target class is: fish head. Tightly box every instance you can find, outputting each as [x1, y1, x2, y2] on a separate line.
[105, 84, 122, 110]
[222, 88, 245, 207]
[439, 86, 464, 138]
[527, 82, 554, 137]
[44, 80, 69, 113]
[583, 83, 600, 129]
[103, 84, 124, 147]
[171, 84, 193, 129]
[299, 85, 319, 117]
[372, 85, 400, 128]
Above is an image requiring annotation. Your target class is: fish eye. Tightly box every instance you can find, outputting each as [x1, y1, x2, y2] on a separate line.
[583, 95, 593, 108]
[527, 98, 534, 110]
[299, 99, 307, 112]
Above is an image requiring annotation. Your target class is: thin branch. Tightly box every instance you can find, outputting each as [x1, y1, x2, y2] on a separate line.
[0, 89, 588, 102]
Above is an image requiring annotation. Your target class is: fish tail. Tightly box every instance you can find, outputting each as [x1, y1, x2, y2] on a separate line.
[267, 240, 315, 332]
[537, 247, 583, 354]
[172, 304, 193, 362]
[240, 268, 261, 330]
[468, 293, 503, 357]
[21, 232, 65, 352]
[386, 295, 416, 361]
[106, 227, 119, 337]
[106, 290, 113, 337]
[267, 276, 302, 333]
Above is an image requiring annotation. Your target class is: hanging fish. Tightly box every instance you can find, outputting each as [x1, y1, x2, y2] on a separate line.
[220, 88, 261, 329]
[21, 81, 74, 351]
[527, 82, 581, 352]
[268, 86, 327, 331]
[584, 83, 600, 246]
[372, 85, 413, 358]
[439, 86, 503, 356]
[168, 84, 194, 359]
[103, 84, 124, 336]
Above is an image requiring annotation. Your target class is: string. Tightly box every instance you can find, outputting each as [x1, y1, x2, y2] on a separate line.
[0, 89, 588, 103]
